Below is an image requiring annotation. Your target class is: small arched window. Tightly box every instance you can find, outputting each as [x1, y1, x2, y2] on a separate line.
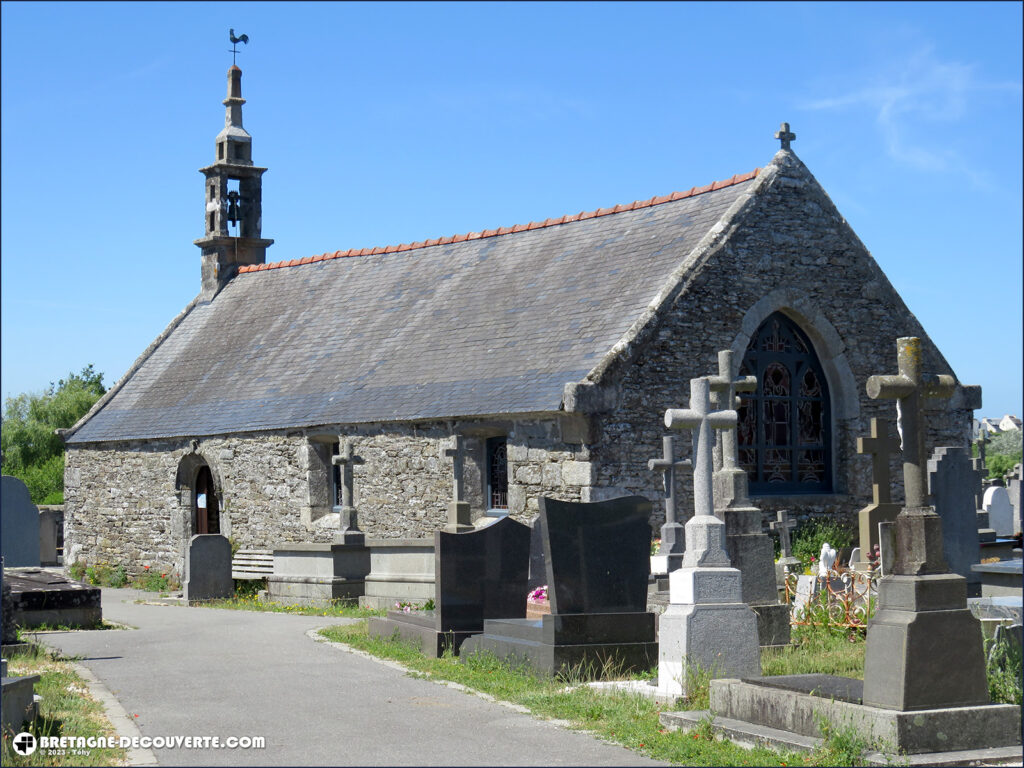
[737, 312, 832, 494]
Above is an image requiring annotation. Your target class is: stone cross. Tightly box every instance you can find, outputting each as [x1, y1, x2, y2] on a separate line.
[866, 337, 955, 511]
[857, 417, 901, 505]
[647, 435, 691, 526]
[332, 439, 365, 543]
[444, 434, 468, 505]
[971, 431, 988, 510]
[775, 122, 796, 151]
[444, 434, 472, 532]
[769, 509, 796, 558]
[708, 349, 756, 471]
[665, 376, 737, 519]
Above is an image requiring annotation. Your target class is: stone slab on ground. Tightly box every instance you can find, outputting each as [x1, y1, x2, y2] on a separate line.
[1, 672, 40, 732]
[5, 567, 101, 628]
[971, 560, 1023, 597]
[358, 538, 434, 610]
[659, 709, 1024, 766]
[267, 542, 370, 606]
[706, 677, 1021, 755]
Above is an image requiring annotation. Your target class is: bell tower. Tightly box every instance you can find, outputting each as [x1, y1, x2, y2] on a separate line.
[194, 65, 273, 298]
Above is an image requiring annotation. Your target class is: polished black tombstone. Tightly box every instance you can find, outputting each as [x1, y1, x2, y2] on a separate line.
[367, 516, 530, 656]
[460, 496, 658, 677]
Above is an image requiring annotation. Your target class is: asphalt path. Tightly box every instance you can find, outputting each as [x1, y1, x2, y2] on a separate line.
[33, 588, 667, 767]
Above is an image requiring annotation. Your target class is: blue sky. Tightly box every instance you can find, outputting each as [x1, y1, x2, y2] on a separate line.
[2, 1, 1021, 420]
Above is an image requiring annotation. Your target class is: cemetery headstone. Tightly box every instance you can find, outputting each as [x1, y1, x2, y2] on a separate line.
[444, 435, 473, 532]
[970, 435, 997, 544]
[877, 521, 895, 577]
[848, 547, 861, 568]
[928, 447, 982, 595]
[1005, 463, 1022, 534]
[368, 516, 530, 656]
[855, 418, 902, 567]
[331, 438, 365, 545]
[862, 337, 988, 710]
[656, 376, 760, 697]
[792, 575, 817, 620]
[770, 510, 802, 576]
[648, 435, 690, 574]
[460, 495, 657, 677]
[708, 349, 789, 647]
[1, 477, 41, 568]
[526, 515, 546, 590]
[183, 534, 233, 603]
[984, 486, 1015, 538]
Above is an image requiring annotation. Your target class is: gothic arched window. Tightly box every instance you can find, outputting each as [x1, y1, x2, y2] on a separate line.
[736, 312, 832, 494]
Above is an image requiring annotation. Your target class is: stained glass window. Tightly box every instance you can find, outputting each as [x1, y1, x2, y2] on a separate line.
[737, 312, 832, 494]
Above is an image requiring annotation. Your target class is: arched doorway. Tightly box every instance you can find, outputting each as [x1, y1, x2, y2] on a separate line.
[194, 464, 221, 535]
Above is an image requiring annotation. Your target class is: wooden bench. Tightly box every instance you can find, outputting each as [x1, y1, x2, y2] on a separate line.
[231, 549, 273, 580]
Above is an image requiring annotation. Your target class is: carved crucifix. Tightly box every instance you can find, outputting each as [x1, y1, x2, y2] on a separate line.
[708, 349, 756, 472]
[665, 377, 737, 519]
[856, 417, 901, 505]
[775, 122, 796, 151]
[769, 509, 797, 559]
[648, 435, 691, 526]
[332, 439, 365, 543]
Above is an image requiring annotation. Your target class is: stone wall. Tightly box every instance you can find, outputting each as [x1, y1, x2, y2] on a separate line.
[584, 151, 975, 534]
[64, 416, 591, 577]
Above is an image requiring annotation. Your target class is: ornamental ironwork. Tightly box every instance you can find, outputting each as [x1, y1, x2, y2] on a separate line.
[737, 312, 832, 494]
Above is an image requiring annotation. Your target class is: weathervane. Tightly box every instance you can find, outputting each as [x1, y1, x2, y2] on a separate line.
[229, 29, 249, 65]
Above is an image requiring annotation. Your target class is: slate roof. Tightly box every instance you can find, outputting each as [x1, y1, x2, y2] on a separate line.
[67, 171, 759, 443]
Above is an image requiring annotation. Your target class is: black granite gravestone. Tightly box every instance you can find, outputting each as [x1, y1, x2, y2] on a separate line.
[368, 516, 530, 656]
[527, 515, 547, 591]
[460, 496, 658, 677]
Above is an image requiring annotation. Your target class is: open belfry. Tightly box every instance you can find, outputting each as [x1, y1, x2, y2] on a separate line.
[63, 57, 977, 588]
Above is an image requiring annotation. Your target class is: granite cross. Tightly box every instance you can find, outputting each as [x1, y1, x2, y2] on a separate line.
[769, 509, 797, 558]
[332, 439, 364, 538]
[665, 376, 737, 518]
[648, 435, 691, 526]
[866, 337, 956, 510]
[856, 417, 901, 505]
[445, 434, 467, 505]
[775, 122, 796, 151]
[708, 349, 756, 471]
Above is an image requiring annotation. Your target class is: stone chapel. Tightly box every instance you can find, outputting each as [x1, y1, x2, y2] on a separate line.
[62, 65, 979, 576]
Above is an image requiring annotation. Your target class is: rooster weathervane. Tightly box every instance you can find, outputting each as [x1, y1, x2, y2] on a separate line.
[229, 29, 249, 65]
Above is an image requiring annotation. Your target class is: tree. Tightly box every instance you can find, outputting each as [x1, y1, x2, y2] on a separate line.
[1, 365, 106, 504]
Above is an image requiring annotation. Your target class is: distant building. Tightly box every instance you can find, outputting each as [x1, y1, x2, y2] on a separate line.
[61, 66, 980, 577]
[998, 415, 1022, 433]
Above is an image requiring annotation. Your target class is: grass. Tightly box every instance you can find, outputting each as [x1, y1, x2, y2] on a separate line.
[319, 621, 817, 766]
[761, 628, 866, 679]
[0, 645, 127, 767]
[192, 593, 385, 618]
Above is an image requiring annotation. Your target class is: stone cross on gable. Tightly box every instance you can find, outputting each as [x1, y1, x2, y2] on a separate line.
[708, 349, 757, 471]
[857, 417, 901, 505]
[665, 376, 737, 518]
[867, 337, 956, 511]
[444, 434, 467, 505]
[648, 435, 692, 526]
[775, 122, 796, 151]
[769, 510, 796, 558]
[332, 439, 365, 542]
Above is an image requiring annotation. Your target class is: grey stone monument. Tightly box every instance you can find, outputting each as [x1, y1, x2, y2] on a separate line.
[770, 510, 801, 575]
[331, 438, 365, 545]
[657, 376, 760, 697]
[648, 435, 690, 573]
[1, 476, 40, 568]
[183, 534, 234, 604]
[862, 337, 988, 710]
[854, 418, 902, 568]
[1005, 463, 1022, 534]
[709, 350, 790, 647]
[927, 447, 982, 596]
[983, 486, 1015, 538]
[971, 433, 997, 543]
[444, 435, 473, 533]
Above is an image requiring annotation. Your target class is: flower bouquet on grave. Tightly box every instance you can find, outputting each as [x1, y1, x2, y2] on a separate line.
[526, 585, 550, 619]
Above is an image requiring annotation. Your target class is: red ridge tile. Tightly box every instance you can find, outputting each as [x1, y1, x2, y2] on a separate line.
[246, 167, 761, 272]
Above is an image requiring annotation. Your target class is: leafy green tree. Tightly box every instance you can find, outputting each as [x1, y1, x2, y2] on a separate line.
[1, 365, 106, 504]
[976, 430, 1023, 480]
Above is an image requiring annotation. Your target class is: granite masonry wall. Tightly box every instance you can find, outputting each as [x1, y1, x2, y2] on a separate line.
[64, 417, 589, 577]
[583, 151, 976, 535]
